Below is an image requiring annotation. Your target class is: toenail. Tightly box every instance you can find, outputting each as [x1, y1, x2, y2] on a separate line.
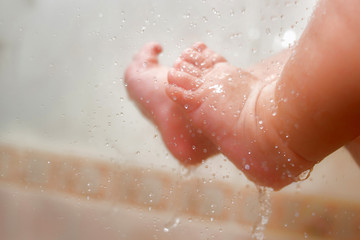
[194, 46, 202, 52]
[183, 48, 192, 56]
[193, 42, 206, 52]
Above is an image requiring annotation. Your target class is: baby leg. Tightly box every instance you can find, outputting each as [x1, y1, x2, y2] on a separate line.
[273, 0, 360, 162]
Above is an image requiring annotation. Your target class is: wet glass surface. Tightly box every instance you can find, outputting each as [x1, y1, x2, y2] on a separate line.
[0, 0, 359, 239]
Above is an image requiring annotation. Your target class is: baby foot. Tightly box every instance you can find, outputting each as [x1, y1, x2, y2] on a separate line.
[166, 43, 315, 190]
[124, 42, 218, 165]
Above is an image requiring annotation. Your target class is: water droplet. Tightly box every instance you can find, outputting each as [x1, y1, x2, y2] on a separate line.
[212, 8, 221, 17]
[163, 217, 180, 233]
[183, 12, 190, 19]
[189, 22, 197, 28]
[296, 169, 312, 181]
[179, 166, 196, 180]
[244, 164, 250, 170]
[229, 32, 242, 39]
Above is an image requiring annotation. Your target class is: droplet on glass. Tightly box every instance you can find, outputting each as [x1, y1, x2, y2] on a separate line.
[163, 217, 180, 233]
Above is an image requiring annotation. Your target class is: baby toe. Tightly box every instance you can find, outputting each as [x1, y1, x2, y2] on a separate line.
[168, 69, 203, 90]
[166, 84, 201, 112]
[191, 42, 207, 52]
[134, 42, 163, 66]
[173, 59, 202, 77]
[199, 48, 227, 69]
[180, 48, 206, 67]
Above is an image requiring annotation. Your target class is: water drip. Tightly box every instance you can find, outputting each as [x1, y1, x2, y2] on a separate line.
[296, 168, 312, 182]
[163, 217, 180, 233]
[251, 186, 273, 240]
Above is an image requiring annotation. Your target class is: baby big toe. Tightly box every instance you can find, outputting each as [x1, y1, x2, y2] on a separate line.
[199, 48, 226, 69]
[168, 69, 203, 90]
[134, 42, 162, 65]
[180, 48, 206, 67]
[173, 59, 202, 77]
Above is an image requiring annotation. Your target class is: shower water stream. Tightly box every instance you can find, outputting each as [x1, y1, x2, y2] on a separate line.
[251, 186, 273, 240]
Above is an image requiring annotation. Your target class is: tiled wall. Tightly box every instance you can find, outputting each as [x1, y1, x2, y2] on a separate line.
[0, 144, 359, 239]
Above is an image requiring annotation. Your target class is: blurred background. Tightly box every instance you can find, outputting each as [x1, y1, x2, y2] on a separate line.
[0, 0, 360, 239]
